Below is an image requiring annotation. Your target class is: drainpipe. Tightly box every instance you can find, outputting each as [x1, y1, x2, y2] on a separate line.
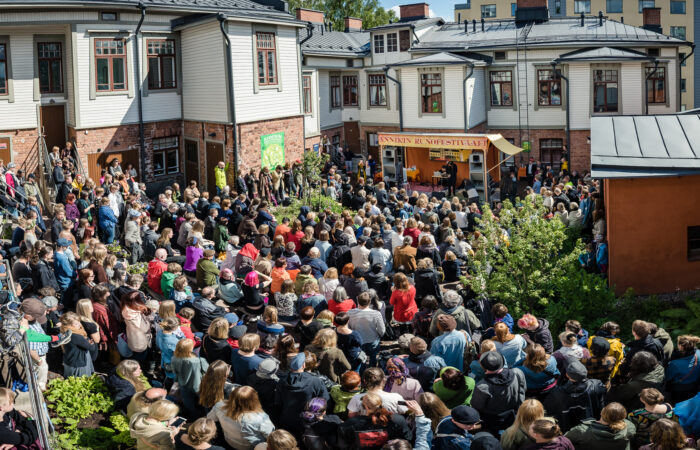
[134, 2, 146, 180]
[644, 59, 659, 115]
[218, 14, 239, 179]
[679, 44, 695, 112]
[462, 63, 474, 132]
[551, 62, 570, 170]
[383, 66, 403, 131]
[299, 22, 314, 45]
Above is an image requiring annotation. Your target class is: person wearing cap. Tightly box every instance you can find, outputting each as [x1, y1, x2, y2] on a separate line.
[20, 298, 51, 389]
[274, 352, 329, 435]
[430, 314, 468, 371]
[246, 357, 280, 417]
[54, 237, 77, 296]
[471, 351, 526, 436]
[431, 405, 484, 450]
[542, 360, 606, 433]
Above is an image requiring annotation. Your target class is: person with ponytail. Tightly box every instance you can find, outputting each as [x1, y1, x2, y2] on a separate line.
[665, 334, 700, 403]
[565, 402, 636, 449]
[300, 397, 341, 450]
[501, 399, 545, 450]
[337, 392, 411, 449]
[527, 418, 574, 450]
[106, 359, 152, 411]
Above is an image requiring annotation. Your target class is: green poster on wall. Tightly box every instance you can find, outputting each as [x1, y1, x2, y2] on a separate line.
[261, 132, 285, 169]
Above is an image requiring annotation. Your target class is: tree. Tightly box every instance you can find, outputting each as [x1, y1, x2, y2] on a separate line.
[288, 0, 396, 31]
[300, 148, 329, 204]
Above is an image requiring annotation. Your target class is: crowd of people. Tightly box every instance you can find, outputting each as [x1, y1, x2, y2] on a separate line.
[1, 147, 699, 450]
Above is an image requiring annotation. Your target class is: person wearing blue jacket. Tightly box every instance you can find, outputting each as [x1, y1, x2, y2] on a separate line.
[666, 335, 700, 403]
[54, 238, 77, 301]
[516, 343, 560, 397]
[431, 314, 468, 371]
[98, 197, 118, 244]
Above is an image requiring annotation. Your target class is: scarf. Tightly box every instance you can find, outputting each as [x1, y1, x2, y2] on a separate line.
[384, 357, 409, 392]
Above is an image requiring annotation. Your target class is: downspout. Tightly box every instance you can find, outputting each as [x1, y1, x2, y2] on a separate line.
[383, 66, 403, 131]
[551, 62, 570, 170]
[134, 2, 146, 180]
[644, 59, 659, 115]
[218, 14, 239, 179]
[679, 43, 694, 111]
[411, 25, 420, 44]
[300, 22, 314, 45]
[462, 63, 474, 132]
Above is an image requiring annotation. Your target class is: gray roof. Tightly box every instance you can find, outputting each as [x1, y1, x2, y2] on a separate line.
[301, 24, 370, 57]
[389, 51, 484, 67]
[591, 115, 700, 179]
[555, 47, 653, 62]
[371, 17, 444, 31]
[0, 0, 297, 22]
[413, 16, 687, 51]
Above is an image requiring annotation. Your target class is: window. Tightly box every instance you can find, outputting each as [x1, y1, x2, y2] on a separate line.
[574, 0, 591, 13]
[495, 51, 506, 60]
[387, 33, 398, 52]
[0, 44, 6, 95]
[490, 71, 513, 106]
[421, 73, 442, 114]
[342, 75, 358, 106]
[368, 133, 379, 147]
[256, 32, 277, 86]
[38, 42, 63, 94]
[638, 0, 654, 12]
[101, 12, 118, 21]
[606, 0, 622, 13]
[681, 104, 686, 111]
[302, 75, 312, 114]
[688, 226, 700, 261]
[152, 136, 179, 177]
[593, 69, 618, 112]
[373, 35, 384, 54]
[670, 26, 686, 40]
[330, 75, 341, 108]
[368, 74, 387, 107]
[458, 13, 462, 22]
[481, 4, 496, 17]
[540, 139, 563, 172]
[554, 0, 562, 14]
[647, 48, 659, 57]
[646, 66, 665, 103]
[670, 0, 686, 13]
[147, 40, 176, 90]
[680, 53, 686, 66]
[95, 38, 127, 92]
[511, 3, 517, 15]
[399, 30, 411, 52]
[537, 70, 561, 106]
[681, 78, 686, 92]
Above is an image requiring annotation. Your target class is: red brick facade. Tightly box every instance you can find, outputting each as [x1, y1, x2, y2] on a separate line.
[0, 128, 43, 175]
[305, 135, 321, 152]
[296, 8, 325, 24]
[344, 17, 363, 32]
[400, 3, 430, 19]
[321, 125, 345, 150]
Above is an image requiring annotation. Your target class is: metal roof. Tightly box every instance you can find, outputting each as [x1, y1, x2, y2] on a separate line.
[300, 24, 370, 57]
[555, 47, 654, 62]
[388, 51, 485, 67]
[371, 17, 444, 31]
[412, 16, 687, 51]
[591, 115, 700, 179]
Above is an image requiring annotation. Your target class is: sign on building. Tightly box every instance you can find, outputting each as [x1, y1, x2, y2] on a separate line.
[261, 132, 285, 169]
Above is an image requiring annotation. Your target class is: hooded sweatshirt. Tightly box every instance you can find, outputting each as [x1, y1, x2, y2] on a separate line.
[565, 419, 636, 450]
[274, 372, 329, 434]
[523, 318, 554, 354]
[129, 413, 176, 450]
[607, 364, 665, 411]
[432, 366, 476, 408]
[471, 368, 527, 433]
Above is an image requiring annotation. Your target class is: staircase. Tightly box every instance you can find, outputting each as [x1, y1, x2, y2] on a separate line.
[515, 22, 533, 153]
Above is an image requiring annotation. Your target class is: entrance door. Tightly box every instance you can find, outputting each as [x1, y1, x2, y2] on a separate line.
[205, 141, 224, 194]
[366, 132, 379, 161]
[40, 105, 66, 150]
[184, 139, 200, 187]
[0, 137, 11, 164]
[344, 121, 360, 154]
[87, 150, 139, 183]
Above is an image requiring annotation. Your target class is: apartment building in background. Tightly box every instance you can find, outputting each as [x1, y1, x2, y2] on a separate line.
[455, 0, 697, 109]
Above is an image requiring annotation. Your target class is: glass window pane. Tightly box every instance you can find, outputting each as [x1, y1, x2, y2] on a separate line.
[96, 58, 110, 90]
[0, 45, 5, 60]
[492, 84, 502, 105]
[258, 52, 265, 84]
[267, 52, 275, 83]
[162, 56, 175, 88]
[153, 152, 165, 176]
[112, 57, 125, 89]
[167, 150, 178, 173]
[148, 58, 160, 88]
[39, 60, 50, 91]
[50, 60, 62, 92]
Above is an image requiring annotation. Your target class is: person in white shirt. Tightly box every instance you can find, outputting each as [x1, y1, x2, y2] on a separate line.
[350, 236, 371, 271]
[347, 367, 407, 416]
[108, 183, 122, 219]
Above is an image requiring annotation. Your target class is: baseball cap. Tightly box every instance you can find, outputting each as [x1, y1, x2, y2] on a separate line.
[224, 313, 239, 325]
[289, 353, 306, 371]
[56, 238, 72, 248]
[41, 296, 59, 309]
[256, 358, 280, 380]
[566, 361, 588, 382]
[479, 351, 505, 372]
[451, 406, 481, 426]
[20, 298, 47, 324]
[229, 325, 247, 340]
[437, 314, 457, 332]
[590, 336, 611, 356]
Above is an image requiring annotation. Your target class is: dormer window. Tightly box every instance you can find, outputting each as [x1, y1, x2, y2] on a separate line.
[374, 35, 384, 54]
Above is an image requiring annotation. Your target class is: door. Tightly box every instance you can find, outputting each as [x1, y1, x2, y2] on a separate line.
[87, 150, 139, 183]
[205, 141, 224, 194]
[0, 137, 11, 164]
[366, 132, 379, 162]
[184, 139, 200, 187]
[344, 121, 360, 154]
[40, 105, 66, 150]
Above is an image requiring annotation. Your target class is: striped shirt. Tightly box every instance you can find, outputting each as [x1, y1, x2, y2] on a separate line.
[28, 322, 48, 356]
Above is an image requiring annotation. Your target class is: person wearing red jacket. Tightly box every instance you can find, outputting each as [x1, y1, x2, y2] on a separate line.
[147, 249, 168, 294]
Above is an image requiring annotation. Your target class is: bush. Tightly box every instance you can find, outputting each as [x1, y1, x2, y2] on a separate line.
[272, 193, 344, 224]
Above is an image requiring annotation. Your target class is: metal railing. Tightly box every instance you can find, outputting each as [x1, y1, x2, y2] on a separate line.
[69, 139, 87, 181]
[38, 135, 57, 213]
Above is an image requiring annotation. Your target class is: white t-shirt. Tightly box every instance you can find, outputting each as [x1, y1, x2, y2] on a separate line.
[347, 391, 408, 415]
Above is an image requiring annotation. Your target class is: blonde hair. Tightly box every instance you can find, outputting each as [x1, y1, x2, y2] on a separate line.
[148, 399, 179, 421]
[207, 317, 229, 340]
[116, 360, 147, 392]
[266, 430, 298, 450]
[0, 387, 14, 408]
[186, 418, 217, 446]
[158, 301, 177, 320]
[238, 334, 260, 353]
[316, 309, 335, 323]
[601, 403, 628, 432]
[501, 399, 545, 448]
[311, 328, 337, 349]
[263, 306, 278, 324]
[323, 267, 338, 279]
[224, 386, 263, 420]
[173, 339, 195, 359]
[75, 298, 96, 325]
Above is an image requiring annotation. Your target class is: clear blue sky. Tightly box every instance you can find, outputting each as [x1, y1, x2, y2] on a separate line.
[380, 1, 453, 21]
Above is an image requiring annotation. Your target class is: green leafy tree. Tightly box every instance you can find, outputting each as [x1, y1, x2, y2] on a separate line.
[288, 0, 396, 31]
[300, 149, 329, 203]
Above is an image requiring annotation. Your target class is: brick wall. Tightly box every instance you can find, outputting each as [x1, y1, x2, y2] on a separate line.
[321, 125, 345, 150]
[238, 116, 304, 174]
[0, 128, 42, 175]
[517, 0, 547, 8]
[344, 17, 363, 31]
[400, 3, 430, 19]
[305, 135, 321, 151]
[296, 8, 325, 24]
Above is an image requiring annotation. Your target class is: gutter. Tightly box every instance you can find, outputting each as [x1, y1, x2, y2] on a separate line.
[462, 63, 474, 132]
[218, 14, 240, 179]
[383, 67, 403, 131]
[551, 61, 571, 171]
[134, 2, 146, 180]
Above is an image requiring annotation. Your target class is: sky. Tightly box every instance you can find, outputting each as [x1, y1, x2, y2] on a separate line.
[380, 0, 453, 21]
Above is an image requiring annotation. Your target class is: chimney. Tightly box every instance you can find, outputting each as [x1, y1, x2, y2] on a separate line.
[642, 7, 662, 33]
[344, 17, 363, 32]
[399, 3, 430, 21]
[515, 0, 549, 23]
[296, 8, 325, 24]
